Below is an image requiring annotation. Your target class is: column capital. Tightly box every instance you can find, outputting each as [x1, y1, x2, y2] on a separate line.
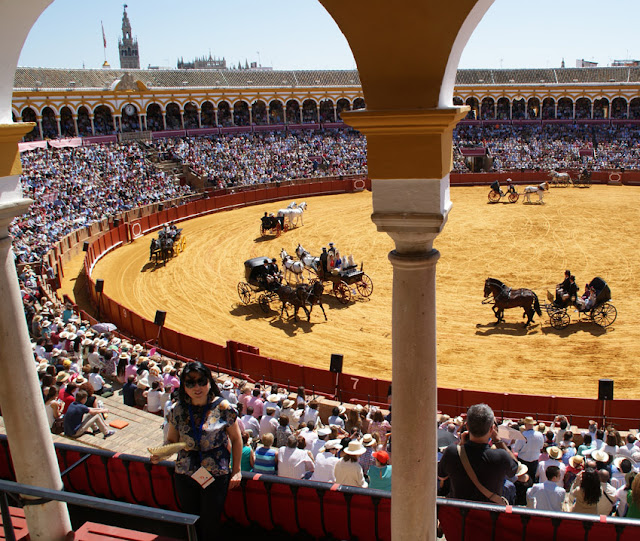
[341, 107, 469, 179]
[0, 123, 35, 177]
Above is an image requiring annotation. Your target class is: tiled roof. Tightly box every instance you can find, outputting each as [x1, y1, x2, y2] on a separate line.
[14, 66, 640, 91]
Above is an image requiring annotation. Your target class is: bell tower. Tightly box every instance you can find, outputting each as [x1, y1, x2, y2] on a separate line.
[118, 4, 140, 69]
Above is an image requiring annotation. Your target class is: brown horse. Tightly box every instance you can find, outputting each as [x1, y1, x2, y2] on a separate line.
[483, 278, 541, 326]
[296, 280, 326, 321]
[275, 283, 310, 322]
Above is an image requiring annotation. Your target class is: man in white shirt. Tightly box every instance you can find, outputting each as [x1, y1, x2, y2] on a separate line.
[259, 407, 279, 438]
[536, 446, 566, 486]
[596, 469, 618, 516]
[311, 427, 331, 457]
[526, 465, 566, 511]
[241, 406, 261, 439]
[278, 435, 314, 479]
[617, 434, 638, 459]
[310, 439, 341, 483]
[512, 416, 544, 479]
[220, 380, 238, 405]
[300, 419, 319, 448]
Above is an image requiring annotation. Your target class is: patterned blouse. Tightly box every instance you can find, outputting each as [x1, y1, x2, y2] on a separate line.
[167, 398, 238, 476]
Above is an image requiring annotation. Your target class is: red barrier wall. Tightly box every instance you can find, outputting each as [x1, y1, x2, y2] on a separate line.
[81, 177, 640, 427]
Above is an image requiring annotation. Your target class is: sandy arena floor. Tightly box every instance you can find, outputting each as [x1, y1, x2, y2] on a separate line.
[83, 185, 640, 399]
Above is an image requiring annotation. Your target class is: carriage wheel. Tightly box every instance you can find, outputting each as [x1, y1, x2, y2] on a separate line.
[356, 274, 374, 297]
[508, 192, 519, 204]
[591, 302, 617, 328]
[549, 310, 570, 329]
[237, 282, 252, 305]
[258, 293, 271, 313]
[181, 237, 186, 251]
[488, 191, 500, 203]
[333, 281, 351, 304]
[275, 223, 282, 237]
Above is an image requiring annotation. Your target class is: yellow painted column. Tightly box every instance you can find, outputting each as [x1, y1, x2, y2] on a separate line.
[0, 123, 72, 540]
[343, 106, 467, 541]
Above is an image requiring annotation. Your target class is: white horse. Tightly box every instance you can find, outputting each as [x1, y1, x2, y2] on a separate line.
[280, 248, 305, 283]
[523, 181, 549, 204]
[277, 201, 307, 228]
[295, 243, 320, 279]
[548, 170, 572, 186]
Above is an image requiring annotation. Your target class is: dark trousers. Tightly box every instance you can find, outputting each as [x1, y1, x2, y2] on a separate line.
[520, 459, 539, 481]
[175, 473, 229, 540]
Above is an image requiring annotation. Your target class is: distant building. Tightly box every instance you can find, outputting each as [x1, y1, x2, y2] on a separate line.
[118, 5, 140, 69]
[177, 53, 227, 70]
[576, 59, 598, 68]
[612, 59, 640, 67]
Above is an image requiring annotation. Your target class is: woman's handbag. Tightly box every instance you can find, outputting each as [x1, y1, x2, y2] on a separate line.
[51, 417, 64, 435]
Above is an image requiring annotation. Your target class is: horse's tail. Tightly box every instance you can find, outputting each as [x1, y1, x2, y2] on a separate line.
[533, 292, 542, 316]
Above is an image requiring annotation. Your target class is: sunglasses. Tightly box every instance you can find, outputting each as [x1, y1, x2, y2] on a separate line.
[185, 376, 209, 388]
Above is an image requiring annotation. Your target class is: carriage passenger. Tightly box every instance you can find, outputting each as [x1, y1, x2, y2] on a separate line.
[576, 285, 597, 311]
[555, 270, 572, 305]
[490, 180, 503, 196]
[265, 258, 283, 290]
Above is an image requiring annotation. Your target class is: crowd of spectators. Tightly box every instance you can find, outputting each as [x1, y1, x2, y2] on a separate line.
[164, 129, 368, 189]
[11, 143, 191, 265]
[437, 403, 640, 517]
[453, 124, 640, 172]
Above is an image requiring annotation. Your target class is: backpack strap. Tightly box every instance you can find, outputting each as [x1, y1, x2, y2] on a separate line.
[457, 444, 506, 505]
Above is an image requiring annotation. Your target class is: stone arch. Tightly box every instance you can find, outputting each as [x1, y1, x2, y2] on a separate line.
[630, 98, 640, 120]
[496, 97, 510, 119]
[252, 100, 268, 125]
[575, 97, 591, 119]
[60, 106, 75, 136]
[165, 102, 181, 129]
[146, 103, 163, 131]
[184, 102, 198, 129]
[593, 97, 609, 119]
[21, 106, 38, 141]
[611, 97, 628, 119]
[557, 97, 573, 119]
[511, 97, 525, 120]
[527, 97, 540, 119]
[319, 98, 335, 123]
[93, 105, 114, 135]
[542, 97, 555, 119]
[453, 96, 464, 106]
[201, 101, 215, 127]
[41, 106, 57, 138]
[480, 97, 494, 120]
[269, 100, 284, 124]
[353, 97, 366, 110]
[218, 101, 231, 126]
[233, 100, 250, 126]
[77, 106, 91, 136]
[121, 104, 140, 132]
[285, 99, 300, 124]
[464, 97, 478, 119]
[336, 98, 351, 120]
[302, 99, 318, 123]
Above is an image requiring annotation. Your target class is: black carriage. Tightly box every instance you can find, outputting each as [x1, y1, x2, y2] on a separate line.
[574, 169, 593, 188]
[545, 276, 617, 329]
[260, 214, 286, 237]
[237, 257, 281, 312]
[488, 180, 519, 203]
[316, 264, 373, 304]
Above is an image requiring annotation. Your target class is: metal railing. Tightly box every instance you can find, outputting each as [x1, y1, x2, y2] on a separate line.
[0, 478, 198, 541]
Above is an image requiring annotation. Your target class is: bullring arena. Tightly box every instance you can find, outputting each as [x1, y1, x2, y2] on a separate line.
[78, 183, 639, 400]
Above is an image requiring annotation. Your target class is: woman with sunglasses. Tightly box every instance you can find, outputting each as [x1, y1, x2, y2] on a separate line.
[151, 361, 242, 539]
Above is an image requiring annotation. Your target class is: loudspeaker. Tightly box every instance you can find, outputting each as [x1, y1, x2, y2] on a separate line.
[158, 204, 164, 212]
[113, 218, 120, 228]
[83, 241, 89, 252]
[94, 279, 104, 293]
[598, 379, 614, 401]
[329, 353, 343, 374]
[154, 310, 167, 327]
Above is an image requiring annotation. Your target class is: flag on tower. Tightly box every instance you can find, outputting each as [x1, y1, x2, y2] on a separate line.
[101, 21, 107, 48]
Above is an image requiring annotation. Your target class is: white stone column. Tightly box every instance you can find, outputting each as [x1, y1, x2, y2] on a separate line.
[197, 110, 202, 128]
[36, 117, 43, 139]
[343, 107, 467, 541]
[55, 116, 61, 137]
[0, 123, 71, 540]
[72, 115, 78, 136]
[89, 115, 95, 135]
[162, 112, 167, 130]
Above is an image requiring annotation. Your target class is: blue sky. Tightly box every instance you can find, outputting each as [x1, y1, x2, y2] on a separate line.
[18, 0, 639, 70]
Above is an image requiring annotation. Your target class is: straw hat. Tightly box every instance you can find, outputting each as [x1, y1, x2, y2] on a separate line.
[59, 331, 69, 339]
[133, 344, 144, 352]
[267, 394, 280, 403]
[222, 380, 234, 390]
[37, 361, 49, 374]
[547, 446, 563, 460]
[569, 455, 585, 469]
[75, 376, 87, 385]
[613, 456, 634, 471]
[523, 416, 536, 426]
[111, 337, 121, 346]
[362, 434, 376, 447]
[162, 364, 174, 374]
[56, 372, 70, 383]
[343, 440, 367, 456]
[320, 439, 341, 452]
[41, 320, 51, 328]
[516, 462, 529, 478]
[592, 450, 610, 463]
[337, 405, 346, 415]
[137, 376, 150, 389]
[317, 428, 331, 437]
[119, 352, 130, 360]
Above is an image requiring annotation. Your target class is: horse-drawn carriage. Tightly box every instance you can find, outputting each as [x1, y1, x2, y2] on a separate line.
[149, 225, 186, 265]
[488, 180, 519, 203]
[574, 169, 593, 188]
[295, 244, 373, 304]
[260, 214, 286, 237]
[544, 276, 616, 329]
[238, 257, 326, 321]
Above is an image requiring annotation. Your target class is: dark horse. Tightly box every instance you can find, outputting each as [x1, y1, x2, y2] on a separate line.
[275, 283, 311, 322]
[297, 280, 326, 321]
[483, 277, 541, 326]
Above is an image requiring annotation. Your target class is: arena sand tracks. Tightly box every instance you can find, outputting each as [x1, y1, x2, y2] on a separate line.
[88, 186, 640, 399]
